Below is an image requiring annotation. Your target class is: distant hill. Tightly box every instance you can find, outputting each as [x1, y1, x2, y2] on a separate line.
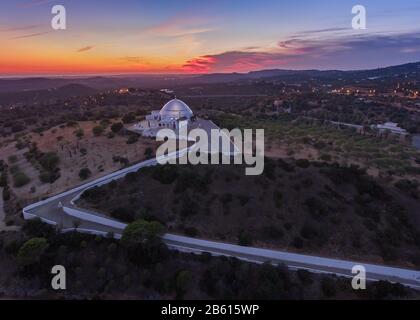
[0, 83, 98, 104]
[192, 61, 420, 83]
[0, 61, 419, 95]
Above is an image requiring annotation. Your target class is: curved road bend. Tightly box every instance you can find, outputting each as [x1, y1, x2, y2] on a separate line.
[162, 234, 420, 290]
[22, 149, 420, 290]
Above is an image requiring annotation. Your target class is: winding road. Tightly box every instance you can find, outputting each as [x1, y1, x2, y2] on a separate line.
[21, 148, 420, 290]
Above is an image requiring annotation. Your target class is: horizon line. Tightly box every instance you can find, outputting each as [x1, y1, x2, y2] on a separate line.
[0, 60, 419, 79]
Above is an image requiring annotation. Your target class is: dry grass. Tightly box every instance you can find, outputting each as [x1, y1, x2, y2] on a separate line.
[0, 120, 159, 200]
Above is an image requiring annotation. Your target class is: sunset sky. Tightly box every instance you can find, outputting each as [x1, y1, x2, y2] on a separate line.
[1, 0, 420, 76]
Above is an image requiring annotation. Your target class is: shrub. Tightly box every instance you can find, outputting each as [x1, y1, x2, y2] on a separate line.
[220, 193, 233, 205]
[111, 122, 124, 133]
[8, 155, 18, 163]
[111, 207, 136, 222]
[74, 128, 84, 138]
[176, 270, 192, 298]
[321, 278, 337, 297]
[273, 190, 282, 209]
[291, 236, 303, 248]
[297, 269, 313, 285]
[179, 195, 199, 217]
[13, 171, 30, 188]
[296, 159, 310, 168]
[152, 165, 178, 184]
[79, 167, 92, 180]
[395, 179, 419, 198]
[184, 226, 199, 237]
[300, 223, 319, 240]
[277, 159, 295, 172]
[144, 147, 153, 159]
[126, 134, 138, 144]
[66, 121, 78, 127]
[238, 230, 253, 246]
[39, 170, 60, 184]
[39, 152, 60, 171]
[92, 125, 104, 136]
[107, 132, 115, 139]
[304, 197, 328, 217]
[237, 194, 250, 206]
[2, 187, 11, 201]
[0, 171, 8, 187]
[122, 113, 136, 124]
[319, 153, 332, 161]
[262, 225, 284, 239]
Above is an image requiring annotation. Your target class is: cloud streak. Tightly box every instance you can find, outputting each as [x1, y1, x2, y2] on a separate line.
[146, 15, 214, 37]
[0, 25, 40, 32]
[17, 0, 54, 9]
[77, 46, 94, 53]
[9, 31, 50, 40]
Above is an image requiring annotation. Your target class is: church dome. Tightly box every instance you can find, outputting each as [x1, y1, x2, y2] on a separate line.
[160, 98, 193, 119]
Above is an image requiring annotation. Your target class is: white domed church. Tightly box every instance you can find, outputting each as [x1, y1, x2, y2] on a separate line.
[132, 98, 195, 137]
[129, 97, 240, 154]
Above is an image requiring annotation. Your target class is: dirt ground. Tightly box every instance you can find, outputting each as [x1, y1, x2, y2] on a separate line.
[0, 121, 159, 201]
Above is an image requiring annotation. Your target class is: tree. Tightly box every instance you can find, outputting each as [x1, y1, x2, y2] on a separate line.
[39, 152, 60, 171]
[22, 219, 56, 239]
[17, 238, 49, 267]
[121, 219, 165, 248]
[111, 122, 124, 133]
[79, 167, 92, 180]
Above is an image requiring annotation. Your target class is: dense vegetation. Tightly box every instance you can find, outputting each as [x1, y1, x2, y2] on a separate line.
[0, 220, 415, 299]
[79, 159, 420, 267]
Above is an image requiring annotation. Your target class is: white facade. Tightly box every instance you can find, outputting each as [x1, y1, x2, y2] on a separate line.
[374, 122, 408, 135]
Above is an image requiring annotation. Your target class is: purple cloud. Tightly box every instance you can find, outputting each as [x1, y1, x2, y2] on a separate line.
[182, 31, 420, 72]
